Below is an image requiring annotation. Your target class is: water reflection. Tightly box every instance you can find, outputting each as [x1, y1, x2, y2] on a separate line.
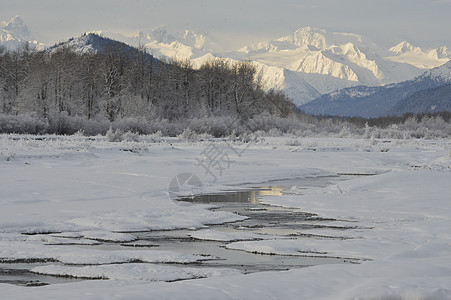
[181, 186, 284, 204]
[180, 176, 347, 204]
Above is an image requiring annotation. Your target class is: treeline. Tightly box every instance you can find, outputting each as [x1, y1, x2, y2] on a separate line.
[0, 36, 293, 129]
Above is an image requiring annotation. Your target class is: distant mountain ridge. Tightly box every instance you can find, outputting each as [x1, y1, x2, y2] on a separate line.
[88, 26, 219, 61]
[233, 27, 448, 96]
[300, 61, 451, 118]
[387, 41, 449, 69]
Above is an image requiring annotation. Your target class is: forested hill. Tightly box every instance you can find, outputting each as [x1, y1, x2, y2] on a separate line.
[48, 33, 158, 63]
[391, 84, 451, 115]
[0, 33, 293, 125]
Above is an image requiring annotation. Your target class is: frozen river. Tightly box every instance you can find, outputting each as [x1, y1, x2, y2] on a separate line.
[0, 135, 450, 299]
[0, 176, 359, 286]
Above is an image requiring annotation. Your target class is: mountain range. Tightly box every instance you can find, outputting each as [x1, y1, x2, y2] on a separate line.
[92, 26, 449, 107]
[301, 61, 451, 117]
[1, 16, 450, 117]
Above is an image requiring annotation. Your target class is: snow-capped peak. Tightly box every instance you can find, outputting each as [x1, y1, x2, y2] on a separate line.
[134, 26, 177, 44]
[123, 26, 221, 61]
[181, 30, 208, 50]
[389, 41, 450, 60]
[276, 27, 374, 51]
[132, 26, 214, 51]
[1, 15, 33, 41]
[389, 41, 423, 55]
[278, 27, 328, 49]
[386, 41, 449, 69]
[431, 46, 449, 60]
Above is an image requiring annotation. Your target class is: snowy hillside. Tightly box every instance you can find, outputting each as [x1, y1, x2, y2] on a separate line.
[191, 53, 321, 105]
[48, 33, 129, 54]
[47, 33, 158, 65]
[0, 16, 44, 50]
[250, 61, 322, 103]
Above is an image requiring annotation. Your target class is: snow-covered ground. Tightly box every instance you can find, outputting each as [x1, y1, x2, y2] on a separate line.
[0, 134, 450, 299]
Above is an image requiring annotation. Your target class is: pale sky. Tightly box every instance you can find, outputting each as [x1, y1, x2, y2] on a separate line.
[1, 0, 451, 49]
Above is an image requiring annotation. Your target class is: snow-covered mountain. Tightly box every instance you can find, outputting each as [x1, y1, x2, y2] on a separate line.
[386, 41, 449, 69]
[233, 28, 445, 100]
[191, 53, 322, 102]
[0, 16, 44, 50]
[133, 27, 219, 58]
[134, 28, 218, 61]
[105, 26, 449, 106]
[300, 61, 451, 117]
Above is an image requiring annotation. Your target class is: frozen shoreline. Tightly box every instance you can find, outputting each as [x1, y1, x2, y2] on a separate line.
[1, 134, 450, 299]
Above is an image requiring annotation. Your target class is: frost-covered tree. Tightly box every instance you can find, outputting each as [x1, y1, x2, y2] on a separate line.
[16, 51, 51, 117]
